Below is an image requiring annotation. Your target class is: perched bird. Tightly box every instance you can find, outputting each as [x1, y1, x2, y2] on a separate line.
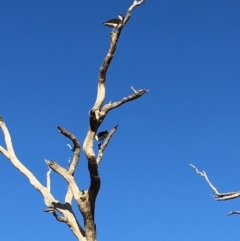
[95, 130, 109, 144]
[103, 14, 124, 31]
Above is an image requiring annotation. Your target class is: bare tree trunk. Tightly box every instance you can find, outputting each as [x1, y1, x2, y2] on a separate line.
[0, 1, 146, 240]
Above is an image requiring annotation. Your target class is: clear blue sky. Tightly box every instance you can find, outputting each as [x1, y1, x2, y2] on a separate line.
[0, 0, 240, 240]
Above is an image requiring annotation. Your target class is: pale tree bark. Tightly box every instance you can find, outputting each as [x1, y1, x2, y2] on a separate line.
[190, 164, 240, 216]
[0, 1, 146, 241]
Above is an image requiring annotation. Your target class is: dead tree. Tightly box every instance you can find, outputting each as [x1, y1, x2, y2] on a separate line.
[0, 1, 147, 241]
[191, 164, 240, 216]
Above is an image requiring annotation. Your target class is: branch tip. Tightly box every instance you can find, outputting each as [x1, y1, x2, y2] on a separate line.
[45, 159, 52, 166]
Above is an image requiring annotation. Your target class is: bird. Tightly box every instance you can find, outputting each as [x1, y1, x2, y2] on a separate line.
[103, 14, 124, 31]
[95, 130, 109, 144]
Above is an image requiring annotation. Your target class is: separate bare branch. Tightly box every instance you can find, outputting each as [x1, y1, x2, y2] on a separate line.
[190, 164, 240, 201]
[190, 164, 219, 194]
[96, 124, 119, 164]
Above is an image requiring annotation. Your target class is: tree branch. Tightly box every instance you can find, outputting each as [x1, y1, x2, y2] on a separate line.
[0, 116, 86, 240]
[190, 164, 240, 201]
[0, 116, 57, 206]
[57, 126, 81, 175]
[96, 124, 119, 164]
[101, 88, 148, 116]
[44, 204, 86, 241]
